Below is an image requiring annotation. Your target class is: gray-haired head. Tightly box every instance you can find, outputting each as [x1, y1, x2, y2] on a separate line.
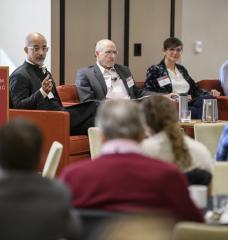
[95, 39, 116, 53]
[25, 32, 46, 47]
[95, 99, 144, 142]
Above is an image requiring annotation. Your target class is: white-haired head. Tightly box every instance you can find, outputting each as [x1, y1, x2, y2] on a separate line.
[96, 99, 144, 142]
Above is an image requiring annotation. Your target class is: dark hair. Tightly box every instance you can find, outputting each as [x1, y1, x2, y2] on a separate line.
[163, 37, 183, 50]
[141, 96, 192, 170]
[0, 118, 43, 171]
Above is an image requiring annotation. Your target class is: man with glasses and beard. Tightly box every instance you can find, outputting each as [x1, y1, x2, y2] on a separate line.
[10, 32, 97, 135]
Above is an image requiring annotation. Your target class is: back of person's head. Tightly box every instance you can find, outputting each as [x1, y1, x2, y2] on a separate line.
[141, 96, 192, 170]
[142, 95, 178, 133]
[0, 118, 43, 171]
[96, 99, 144, 142]
[163, 37, 183, 50]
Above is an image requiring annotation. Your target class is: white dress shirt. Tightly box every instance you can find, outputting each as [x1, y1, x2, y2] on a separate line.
[97, 62, 130, 99]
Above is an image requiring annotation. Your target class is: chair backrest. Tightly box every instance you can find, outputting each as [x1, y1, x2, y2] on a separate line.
[196, 79, 224, 95]
[42, 141, 63, 178]
[194, 122, 226, 157]
[135, 81, 144, 89]
[88, 127, 102, 159]
[172, 222, 228, 240]
[212, 162, 228, 195]
[56, 84, 80, 103]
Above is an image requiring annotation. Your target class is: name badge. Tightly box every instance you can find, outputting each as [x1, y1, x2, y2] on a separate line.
[157, 76, 171, 87]
[126, 76, 135, 88]
[48, 92, 55, 99]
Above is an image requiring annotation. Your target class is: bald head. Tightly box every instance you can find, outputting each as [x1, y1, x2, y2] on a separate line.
[24, 32, 48, 66]
[25, 32, 46, 47]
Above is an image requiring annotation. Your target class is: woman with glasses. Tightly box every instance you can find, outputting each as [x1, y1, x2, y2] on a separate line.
[144, 37, 220, 119]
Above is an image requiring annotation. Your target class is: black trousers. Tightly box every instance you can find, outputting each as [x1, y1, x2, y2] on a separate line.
[65, 101, 99, 135]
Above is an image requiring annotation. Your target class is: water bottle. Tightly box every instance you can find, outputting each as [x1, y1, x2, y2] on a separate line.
[179, 94, 188, 121]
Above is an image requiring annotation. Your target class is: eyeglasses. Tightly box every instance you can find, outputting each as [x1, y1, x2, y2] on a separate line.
[28, 46, 49, 52]
[104, 50, 118, 56]
[167, 47, 182, 53]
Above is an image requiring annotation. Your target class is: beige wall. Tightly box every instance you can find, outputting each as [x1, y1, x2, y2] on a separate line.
[4, 0, 224, 84]
[51, 0, 60, 83]
[51, 0, 228, 85]
[64, 0, 108, 84]
[129, 0, 170, 81]
[0, 0, 51, 72]
[111, 0, 125, 65]
[180, 0, 228, 81]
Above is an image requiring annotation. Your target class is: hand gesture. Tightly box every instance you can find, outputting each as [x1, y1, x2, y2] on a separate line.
[42, 74, 53, 94]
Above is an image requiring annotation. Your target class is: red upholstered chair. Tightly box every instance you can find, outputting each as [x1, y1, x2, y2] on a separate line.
[197, 79, 228, 120]
[196, 79, 224, 95]
[56, 84, 79, 107]
[9, 85, 90, 175]
[135, 81, 145, 89]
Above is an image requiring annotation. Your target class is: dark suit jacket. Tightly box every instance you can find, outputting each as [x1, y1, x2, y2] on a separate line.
[10, 61, 98, 135]
[0, 170, 80, 240]
[10, 61, 63, 110]
[60, 153, 203, 223]
[76, 64, 147, 102]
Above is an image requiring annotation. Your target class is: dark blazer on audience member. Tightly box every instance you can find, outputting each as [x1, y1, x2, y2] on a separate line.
[76, 64, 147, 102]
[0, 171, 80, 240]
[60, 153, 204, 223]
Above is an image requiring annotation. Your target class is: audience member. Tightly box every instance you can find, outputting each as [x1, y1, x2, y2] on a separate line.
[60, 99, 203, 222]
[10, 32, 97, 135]
[219, 60, 228, 95]
[215, 124, 228, 161]
[141, 95, 214, 185]
[144, 37, 220, 119]
[0, 118, 80, 240]
[76, 39, 149, 102]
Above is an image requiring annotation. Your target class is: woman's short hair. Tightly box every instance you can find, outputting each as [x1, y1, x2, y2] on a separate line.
[163, 37, 183, 50]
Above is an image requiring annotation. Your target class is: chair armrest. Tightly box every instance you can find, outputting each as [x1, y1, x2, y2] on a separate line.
[61, 102, 80, 107]
[9, 109, 70, 173]
[197, 79, 224, 95]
